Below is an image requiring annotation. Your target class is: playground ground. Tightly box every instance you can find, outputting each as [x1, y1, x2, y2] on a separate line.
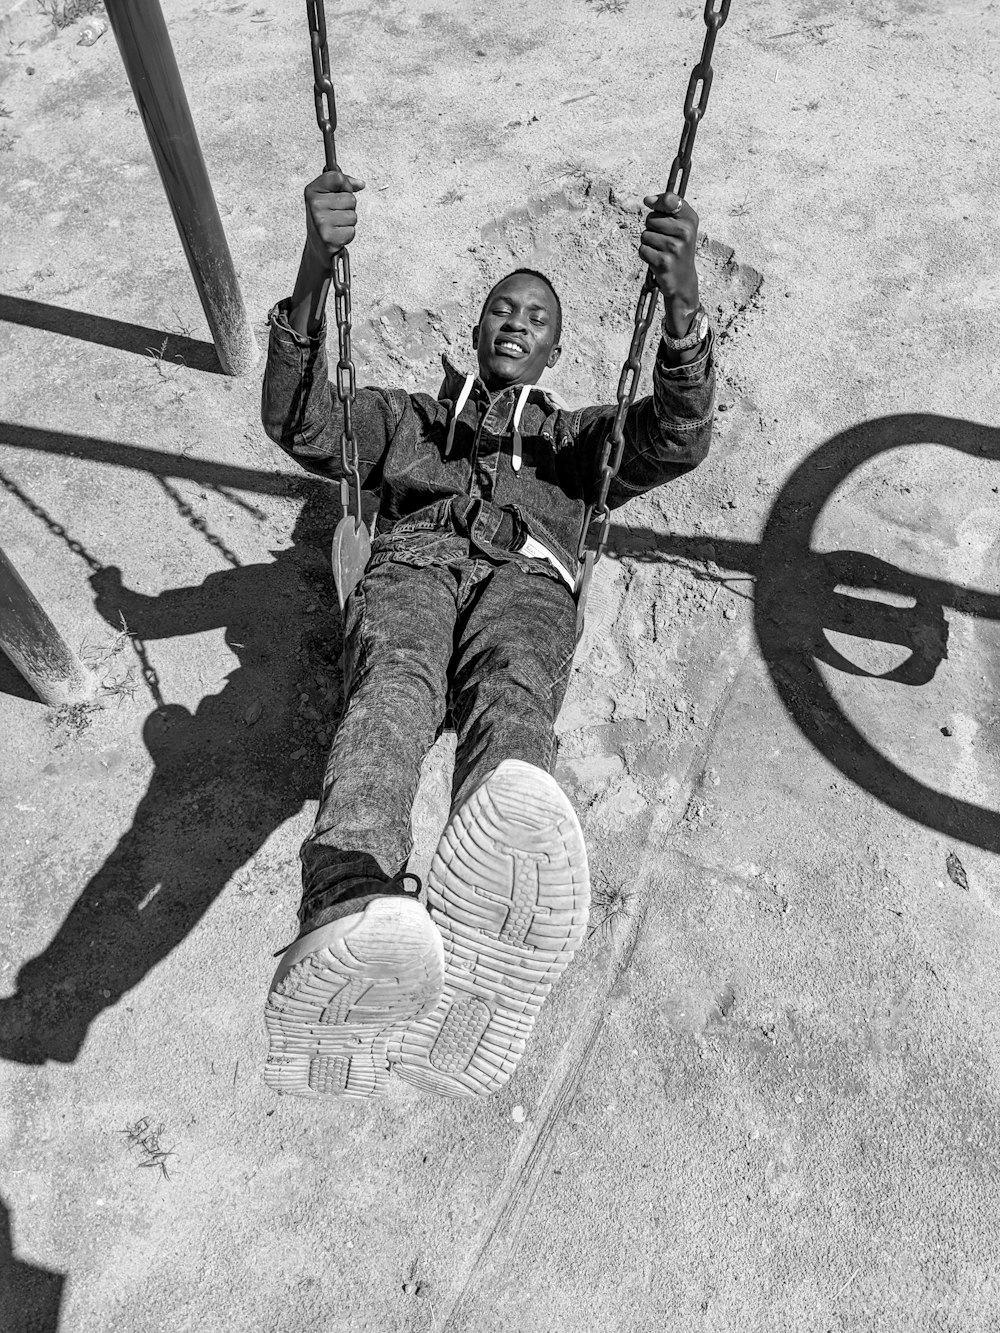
[2, 0, 999, 1329]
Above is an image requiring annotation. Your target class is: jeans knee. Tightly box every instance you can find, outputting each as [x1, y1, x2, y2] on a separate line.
[346, 653, 448, 735]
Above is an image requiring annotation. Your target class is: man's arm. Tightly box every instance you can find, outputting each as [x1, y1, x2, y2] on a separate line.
[572, 191, 715, 506]
[573, 331, 715, 508]
[88, 566, 229, 637]
[261, 169, 401, 485]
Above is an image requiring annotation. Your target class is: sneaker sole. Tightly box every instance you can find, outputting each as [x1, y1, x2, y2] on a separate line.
[263, 897, 444, 1100]
[392, 760, 589, 1098]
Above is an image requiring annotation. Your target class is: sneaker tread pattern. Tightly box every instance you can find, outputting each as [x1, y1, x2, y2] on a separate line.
[394, 761, 589, 1099]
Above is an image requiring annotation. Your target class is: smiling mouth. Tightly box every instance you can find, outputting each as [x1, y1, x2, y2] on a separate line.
[494, 339, 527, 357]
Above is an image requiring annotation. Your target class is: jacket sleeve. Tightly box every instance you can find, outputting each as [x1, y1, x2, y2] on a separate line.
[571, 328, 716, 510]
[260, 298, 400, 488]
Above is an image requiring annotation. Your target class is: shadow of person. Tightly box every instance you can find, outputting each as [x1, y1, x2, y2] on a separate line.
[0, 1194, 65, 1333]
[0, 483, 340, 1065]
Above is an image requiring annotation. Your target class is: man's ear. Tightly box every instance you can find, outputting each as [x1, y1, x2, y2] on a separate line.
[472, 324, 480, 351]
[546, 343, 562, 370]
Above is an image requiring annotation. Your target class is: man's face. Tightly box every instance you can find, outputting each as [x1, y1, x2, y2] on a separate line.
[473, 273, 562, 391]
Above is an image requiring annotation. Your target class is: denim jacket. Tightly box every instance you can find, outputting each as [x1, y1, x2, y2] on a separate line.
[261, 298, 716, 586]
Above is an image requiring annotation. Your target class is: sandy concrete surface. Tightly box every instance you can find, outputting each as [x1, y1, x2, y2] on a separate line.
[1, 0, 999, 1329]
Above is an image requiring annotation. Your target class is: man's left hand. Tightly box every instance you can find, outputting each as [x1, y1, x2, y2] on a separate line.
[639, 192, 700, 337]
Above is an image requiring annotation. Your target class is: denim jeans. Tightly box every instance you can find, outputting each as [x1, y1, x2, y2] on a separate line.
[298, 539, 578, 921]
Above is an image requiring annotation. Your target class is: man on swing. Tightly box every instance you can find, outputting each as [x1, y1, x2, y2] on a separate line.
[260, 167, 715, 1101]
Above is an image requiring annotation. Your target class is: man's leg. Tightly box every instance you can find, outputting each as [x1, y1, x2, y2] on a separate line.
[447, 560, 578, 810]
[298, 557, 457, 922]
[393, 563, 590, 1098]
[264, 558, 456, 1100]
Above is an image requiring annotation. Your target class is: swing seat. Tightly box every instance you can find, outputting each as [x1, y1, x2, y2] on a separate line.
[330, 514, 371, 614]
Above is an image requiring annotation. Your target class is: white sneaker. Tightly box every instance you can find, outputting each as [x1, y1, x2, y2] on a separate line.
[392, 760, 590, 1098]
[264, 896, 444, 1099]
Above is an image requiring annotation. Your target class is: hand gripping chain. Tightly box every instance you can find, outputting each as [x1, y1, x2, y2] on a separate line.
[306, 0, 363, 531]
[575, 0, 730, 630]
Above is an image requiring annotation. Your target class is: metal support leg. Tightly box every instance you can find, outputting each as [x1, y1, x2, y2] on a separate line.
[103, 0, 259, 377]
[0, 546, 96, 707]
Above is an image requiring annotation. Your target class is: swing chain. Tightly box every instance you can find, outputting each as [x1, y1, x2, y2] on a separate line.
[577, 0, 730, 569]
[666, 0, 731, 199]
[331, 249, 363, 527]
[306, 0, 364, 529]
[307, 0, 337, 169]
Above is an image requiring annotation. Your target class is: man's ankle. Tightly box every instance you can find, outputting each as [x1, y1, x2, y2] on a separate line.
[297, 872, 423, 936]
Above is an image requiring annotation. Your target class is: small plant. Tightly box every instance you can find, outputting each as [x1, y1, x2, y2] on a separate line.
[120, 1117, 177, 1180]
[170, 308, 194, 339]
[143, 338, 190, 403]
[99, 666, 139, 705]
[80, 613, 138, 703]
[145, 336, 172, 380]
[588, 868, 636, 941]
[81, 611, 130, 665]
[36, 0, 105, 30]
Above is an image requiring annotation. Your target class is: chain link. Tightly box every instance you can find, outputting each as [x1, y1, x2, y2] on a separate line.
[155, 477, 242, 570]
[307, 0, 363, 530]
[306, 0, 338, 168]
[578, 0, 730, 569]
[0, 467, 101, 574]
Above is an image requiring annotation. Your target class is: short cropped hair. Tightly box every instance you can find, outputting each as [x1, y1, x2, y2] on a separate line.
[478, 267, 563, 343]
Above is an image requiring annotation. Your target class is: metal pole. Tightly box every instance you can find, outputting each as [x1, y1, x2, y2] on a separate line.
[0, 546, 96, 707]
[103, 0, 259, 377]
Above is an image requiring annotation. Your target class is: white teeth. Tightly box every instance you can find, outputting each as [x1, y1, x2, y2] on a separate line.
[497, 342, 524, 354]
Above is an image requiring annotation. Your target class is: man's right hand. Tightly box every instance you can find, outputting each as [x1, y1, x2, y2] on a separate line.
[304, 168, 366, 267]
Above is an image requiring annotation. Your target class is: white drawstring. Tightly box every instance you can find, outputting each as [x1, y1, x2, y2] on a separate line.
[455, 373, 475, 418]
[444, 373, 476, 456]
[511, 383, 531, 473]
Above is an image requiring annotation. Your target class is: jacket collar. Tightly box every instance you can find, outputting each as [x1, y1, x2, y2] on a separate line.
[437, 353, 570, 414]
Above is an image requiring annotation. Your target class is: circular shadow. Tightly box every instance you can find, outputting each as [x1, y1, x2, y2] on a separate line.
[755, 412, 1000, 853]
